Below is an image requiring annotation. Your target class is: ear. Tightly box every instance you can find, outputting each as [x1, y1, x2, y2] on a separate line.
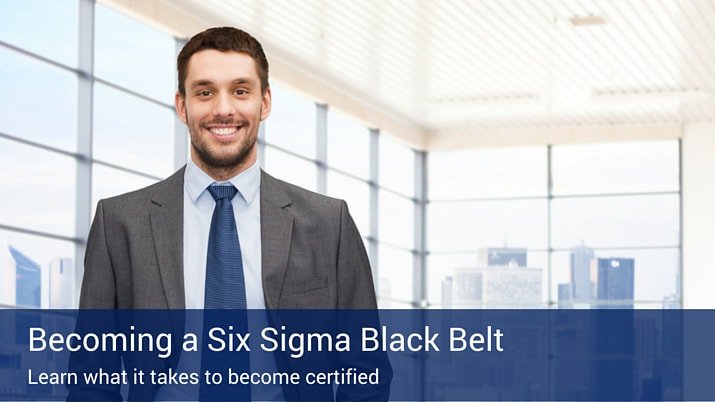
[175, 91, 188, 124]
[260, 87, 272, 121]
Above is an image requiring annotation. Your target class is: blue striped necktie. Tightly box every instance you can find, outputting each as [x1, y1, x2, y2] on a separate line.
[201, 184, 250, 401]
[204, 184, 247, 309]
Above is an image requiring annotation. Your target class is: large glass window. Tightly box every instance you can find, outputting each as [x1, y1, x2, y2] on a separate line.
[378, 190, 414, 249]
[0, 138, 76, 237]
[428, 251, 550, 307]
[379, 134, 414, 197]
[0, 1, 178, 309]
[427, 199, 548, 252]
[0, 47, 78, 151]
[428, 141, 681, 309]
[327, 108, 370, 179]
[94, 3, 176, 102]
[0, 0, 79, 67]
[93, 83, 175, 178]
[0, 229, 76, 308]
[375, 134, 418, 305]
[264, 82, 317, 158]
[426, 147, 549, 308]
[429, 147, 547, 200]
[552, 141, 679, 195]
[551, 194, 680, 248]
[327, 171, 370, 237]
[551, 248, 680, 307]
[91, 164, 158, 216]
[377, 244, 414, 303]
[549, 141, 681, 309]
[0, 0, 681, 313]
[263, 146, 318, 192]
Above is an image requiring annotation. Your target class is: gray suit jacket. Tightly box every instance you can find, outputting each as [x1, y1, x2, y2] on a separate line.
[78, 167, 377, 310]
[71, 167, 389, 401]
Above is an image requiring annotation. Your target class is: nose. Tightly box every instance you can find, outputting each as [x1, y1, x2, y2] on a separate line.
[212, 92, 235, 117]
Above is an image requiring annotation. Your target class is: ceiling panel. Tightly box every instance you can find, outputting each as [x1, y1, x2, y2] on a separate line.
[156, 0, 715, 136]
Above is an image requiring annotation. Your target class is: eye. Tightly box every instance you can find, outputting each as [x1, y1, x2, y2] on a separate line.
[197, 90, 212, 97]
[235, 89, 248, 96]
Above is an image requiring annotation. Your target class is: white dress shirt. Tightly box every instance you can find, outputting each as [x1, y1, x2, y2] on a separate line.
[156, 159, 282, 401]
[182, 157, 265, 309]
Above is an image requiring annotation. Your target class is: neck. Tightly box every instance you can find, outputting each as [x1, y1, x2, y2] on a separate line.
[191, 152, 256, 182]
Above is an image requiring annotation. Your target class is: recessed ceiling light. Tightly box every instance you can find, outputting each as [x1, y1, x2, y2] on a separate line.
[431, 93, 539, 105]
[570, 15, 606, 26]
[592, 87, 714, 102]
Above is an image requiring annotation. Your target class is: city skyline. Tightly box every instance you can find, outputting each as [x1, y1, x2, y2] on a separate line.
[0, 244, 75, 309]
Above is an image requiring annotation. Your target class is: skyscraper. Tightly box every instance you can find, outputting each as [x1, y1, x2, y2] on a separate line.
[593, 257, 635, 309]
[49, 258, 74, 308]
[570, 245, 594, 303]
[447, 246, 540, 307]
[8, 246, 41, 307]
[453, 268, 483, 306]
[452, 265, 542, 307]
[441, 276, 453, 308]
[557, 283, 573, 308]
[482, 266, 542, 307]
[478, 247, 527, 267]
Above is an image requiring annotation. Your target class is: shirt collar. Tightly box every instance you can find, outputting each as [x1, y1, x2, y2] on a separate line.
[184, 158, 261, 205]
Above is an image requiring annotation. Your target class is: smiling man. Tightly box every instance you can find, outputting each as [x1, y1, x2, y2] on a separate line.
[74, 27, 388, 401]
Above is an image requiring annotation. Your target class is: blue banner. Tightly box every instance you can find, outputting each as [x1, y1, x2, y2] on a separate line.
[0, 309, 711, 401]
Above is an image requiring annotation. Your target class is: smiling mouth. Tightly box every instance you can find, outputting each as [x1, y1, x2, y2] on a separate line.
[207, 126, 240, 136]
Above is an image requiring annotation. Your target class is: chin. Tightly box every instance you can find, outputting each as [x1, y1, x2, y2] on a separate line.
[191, 138, 256, 169]
[207, 156, 245, 169]
[201, 148, 250, 168]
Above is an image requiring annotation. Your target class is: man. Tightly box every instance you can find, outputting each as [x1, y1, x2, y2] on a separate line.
[72, 27, 388, 401]
[79, 27, 377, 310]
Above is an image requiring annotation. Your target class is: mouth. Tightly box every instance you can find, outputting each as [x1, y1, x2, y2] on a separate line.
[205, 125, 242, 139]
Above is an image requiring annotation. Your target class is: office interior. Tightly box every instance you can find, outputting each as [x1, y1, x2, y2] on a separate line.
[1, 0, 714, 310]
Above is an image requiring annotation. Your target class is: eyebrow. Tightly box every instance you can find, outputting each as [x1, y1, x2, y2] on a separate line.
[190, 79, 214, 89]
[189, 78, 256, 89]
[232, 78, 255, 85]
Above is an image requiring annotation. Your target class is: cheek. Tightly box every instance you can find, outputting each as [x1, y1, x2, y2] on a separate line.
[187, 109, 209, 127]
[241, 101, 264, 118]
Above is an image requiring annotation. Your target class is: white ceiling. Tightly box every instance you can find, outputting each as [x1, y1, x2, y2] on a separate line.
[110, 0, 715, 147]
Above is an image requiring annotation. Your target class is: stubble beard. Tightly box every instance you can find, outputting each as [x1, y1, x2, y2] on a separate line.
[188, 113, 259, 174]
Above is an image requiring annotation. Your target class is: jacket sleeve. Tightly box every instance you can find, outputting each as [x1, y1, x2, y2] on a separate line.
[335, 200, 377, 309]
[78, 199, 117, 309]
[66, 200, 123, 402]
[335, 200, 393, 401]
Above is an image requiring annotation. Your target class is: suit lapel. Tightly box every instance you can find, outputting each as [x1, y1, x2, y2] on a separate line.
[146, 168, 293, 309]
[260, 170, 293, 308]
[149, 167, 186, 309]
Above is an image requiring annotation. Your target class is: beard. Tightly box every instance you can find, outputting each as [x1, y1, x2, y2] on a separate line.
[187, 113, 260, 170]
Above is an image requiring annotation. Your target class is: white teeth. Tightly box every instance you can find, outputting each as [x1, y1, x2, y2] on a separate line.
[209, 127, 238, 136]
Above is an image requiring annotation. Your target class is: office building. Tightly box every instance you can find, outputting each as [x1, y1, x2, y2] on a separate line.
[441, 276, 453, 308]
[592, 257, 635, 309]
[8, 246, 41, 308]
[570, 246, 595, 303]
[557, 283, 572, 308]
[452, 265, 541, 307]
[48, 258, 74, 309]
[478, 247, 527, 268]
[452, 268, 483, 306]
[483, 266, 542, 307]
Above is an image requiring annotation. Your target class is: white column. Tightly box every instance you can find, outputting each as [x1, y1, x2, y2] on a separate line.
[682, 123, 715, 308]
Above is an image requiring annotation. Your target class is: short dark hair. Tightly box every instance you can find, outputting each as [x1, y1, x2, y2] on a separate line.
[177, 27, 269, 96]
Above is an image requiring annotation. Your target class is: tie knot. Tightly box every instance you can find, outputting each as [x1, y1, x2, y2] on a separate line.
[208, 184, 238, 201]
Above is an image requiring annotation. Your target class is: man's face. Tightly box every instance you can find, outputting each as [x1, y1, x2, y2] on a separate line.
[175, 49, 271, 173]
